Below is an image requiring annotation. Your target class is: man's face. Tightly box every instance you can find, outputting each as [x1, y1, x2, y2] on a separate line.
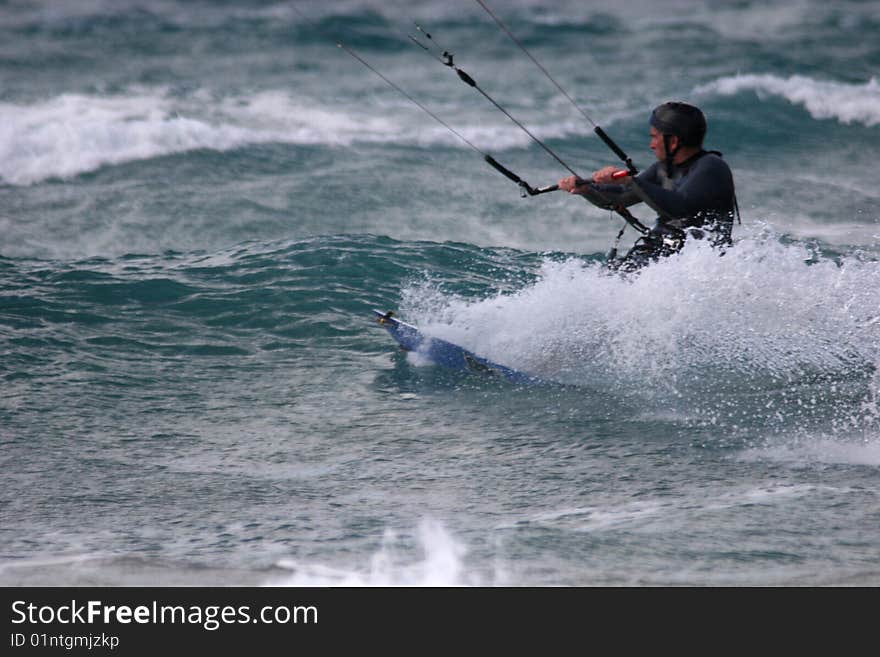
[650, 126, 679, 161]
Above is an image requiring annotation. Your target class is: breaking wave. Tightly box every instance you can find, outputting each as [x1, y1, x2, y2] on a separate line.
[697, 73, 880, 127]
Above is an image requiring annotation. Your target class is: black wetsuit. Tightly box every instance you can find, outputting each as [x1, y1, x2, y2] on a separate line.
[580, 150, 737, 271]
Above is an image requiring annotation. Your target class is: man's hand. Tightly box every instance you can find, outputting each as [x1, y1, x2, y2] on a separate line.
[558, 175, 592, 194]
[591, 166, 629, 184]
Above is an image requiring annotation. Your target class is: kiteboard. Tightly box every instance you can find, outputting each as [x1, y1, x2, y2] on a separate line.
[373, 309, 543, 385]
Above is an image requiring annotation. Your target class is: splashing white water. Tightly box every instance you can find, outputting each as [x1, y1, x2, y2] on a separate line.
[405, 225, 878, 379]
[268, 518, 487, 586]
[401, 223, 880, 430]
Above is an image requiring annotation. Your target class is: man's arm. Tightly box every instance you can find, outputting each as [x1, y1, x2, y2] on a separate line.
[558, 162, 659, 209]
[633, 155, 734, 218]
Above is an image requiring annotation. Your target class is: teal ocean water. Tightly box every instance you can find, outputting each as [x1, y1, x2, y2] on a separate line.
[2, 1, 879, 586]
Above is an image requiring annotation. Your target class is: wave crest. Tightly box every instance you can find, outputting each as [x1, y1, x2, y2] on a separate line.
[697, 73, 880, 126]
[0, 89, 403, 186]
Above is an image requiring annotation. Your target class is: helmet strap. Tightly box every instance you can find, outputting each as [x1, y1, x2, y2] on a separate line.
[663, 134, 678, 178]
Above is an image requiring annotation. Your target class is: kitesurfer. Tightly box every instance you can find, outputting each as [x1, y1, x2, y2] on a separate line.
[559, 102, 738, 271]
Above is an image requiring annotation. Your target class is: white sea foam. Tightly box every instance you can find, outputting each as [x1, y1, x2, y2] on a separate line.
[0, 92, 246, 185]
[0, 89, 407, 186]
[401, 222, 880, 436]
[21, 75, 878, 189]
[696, 73, 880, 126]
[268, 518, 485, 586]
[0, 87, 578, 186]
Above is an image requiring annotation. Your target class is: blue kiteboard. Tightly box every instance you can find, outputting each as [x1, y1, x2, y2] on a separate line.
[373, 309, 543, 385]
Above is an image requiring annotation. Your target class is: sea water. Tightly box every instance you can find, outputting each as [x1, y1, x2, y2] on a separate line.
[1, 0, 879, 586]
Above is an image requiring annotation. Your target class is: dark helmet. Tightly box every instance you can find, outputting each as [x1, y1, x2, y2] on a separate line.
[650, 101, 707, 147]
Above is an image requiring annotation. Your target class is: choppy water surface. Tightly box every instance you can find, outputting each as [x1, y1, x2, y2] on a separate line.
[2, 0, 879, 586]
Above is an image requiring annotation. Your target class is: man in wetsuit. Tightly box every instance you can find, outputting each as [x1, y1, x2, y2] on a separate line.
[558, 101, 738, 271]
